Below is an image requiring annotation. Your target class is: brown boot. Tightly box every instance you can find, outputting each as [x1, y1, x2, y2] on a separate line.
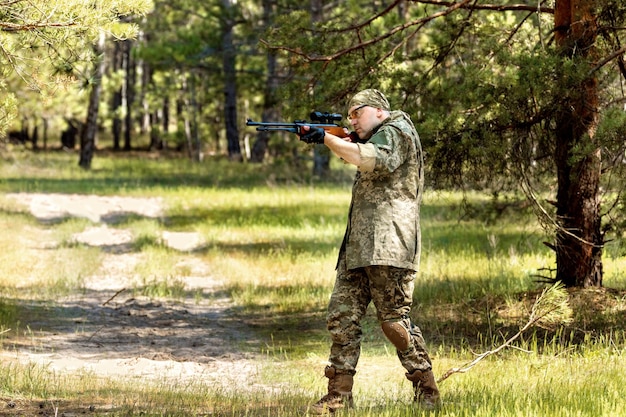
[406, 369, 441, 410]
[309, 366, 354, 415]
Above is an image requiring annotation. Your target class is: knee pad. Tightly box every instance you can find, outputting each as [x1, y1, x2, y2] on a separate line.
[381, 320, 411, 351]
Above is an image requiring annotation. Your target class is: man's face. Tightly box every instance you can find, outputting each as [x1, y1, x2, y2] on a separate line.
[348, 105, 382, 140]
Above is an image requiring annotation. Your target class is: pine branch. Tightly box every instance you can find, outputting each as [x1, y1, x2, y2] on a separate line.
[260, 0, 474, 62]
[325, 0, 404, 33]
[261, 0, 556, 63]
[412, 0, 554, 14]
[0, 20, 77, 31]
[589, 46, 626, 75]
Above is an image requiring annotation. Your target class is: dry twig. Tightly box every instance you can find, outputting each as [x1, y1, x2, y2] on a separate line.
[102, 287, 126, 306]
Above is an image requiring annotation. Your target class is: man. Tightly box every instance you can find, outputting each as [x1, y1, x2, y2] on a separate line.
[299, 89, 440, 414]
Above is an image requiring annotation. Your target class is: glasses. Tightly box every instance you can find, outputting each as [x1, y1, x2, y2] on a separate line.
[348, 104, 368, 121]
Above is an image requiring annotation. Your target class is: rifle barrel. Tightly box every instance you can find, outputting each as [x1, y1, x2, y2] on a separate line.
[246, 120, 297, 127]
[255, 126, 299, 133]
[246, 119, 340, 127]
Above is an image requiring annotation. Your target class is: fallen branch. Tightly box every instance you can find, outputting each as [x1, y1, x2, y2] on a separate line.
[437, 282, 572, 383]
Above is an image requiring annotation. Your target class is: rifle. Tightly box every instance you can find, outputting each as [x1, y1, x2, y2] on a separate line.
[246, 111, 361, 142]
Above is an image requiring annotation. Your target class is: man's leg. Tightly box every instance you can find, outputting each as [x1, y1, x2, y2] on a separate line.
[366, 266, 441, 409]
[327, 258, 370, 373]
[310, 256, 370, 414]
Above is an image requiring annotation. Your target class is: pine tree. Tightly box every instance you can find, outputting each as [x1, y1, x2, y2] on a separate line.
[0, 0, 151, 146]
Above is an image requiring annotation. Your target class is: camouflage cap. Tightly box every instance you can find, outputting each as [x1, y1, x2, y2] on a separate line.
[347, 89, 391, 112]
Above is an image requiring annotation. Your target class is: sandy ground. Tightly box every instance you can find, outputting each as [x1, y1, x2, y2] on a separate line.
[1, 193, 264, 389]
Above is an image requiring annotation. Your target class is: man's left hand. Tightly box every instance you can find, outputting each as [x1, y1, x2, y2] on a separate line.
[299, 127, 325, 144]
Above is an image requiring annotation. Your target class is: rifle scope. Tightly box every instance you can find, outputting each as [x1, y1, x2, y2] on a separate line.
[310, 111, 342, 124]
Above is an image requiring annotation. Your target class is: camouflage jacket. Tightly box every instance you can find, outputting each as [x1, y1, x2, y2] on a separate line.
[340, 110, 424, 271]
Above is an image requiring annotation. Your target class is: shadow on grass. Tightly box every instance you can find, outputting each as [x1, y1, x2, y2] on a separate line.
[0, 287, 264, 361]
[0, 395, 318, 417]
[415, 285, 626, 353]
[4, 283, 625, 370]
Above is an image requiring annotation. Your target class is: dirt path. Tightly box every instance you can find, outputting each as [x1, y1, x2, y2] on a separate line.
[2, 193, 262, 387]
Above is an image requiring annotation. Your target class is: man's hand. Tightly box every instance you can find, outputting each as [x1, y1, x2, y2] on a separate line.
[299, 126, 325, 144]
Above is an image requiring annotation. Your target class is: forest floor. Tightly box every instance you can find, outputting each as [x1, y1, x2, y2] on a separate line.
[3, 192, 626, 416]
[1, 193, 266, 415]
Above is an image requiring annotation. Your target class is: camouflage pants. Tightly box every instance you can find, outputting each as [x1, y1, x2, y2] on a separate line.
[326, 255, 432, 375]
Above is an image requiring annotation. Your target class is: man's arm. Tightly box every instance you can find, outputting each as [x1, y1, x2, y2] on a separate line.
[324, 132, 363, 166]
[300, 125, 376, 171]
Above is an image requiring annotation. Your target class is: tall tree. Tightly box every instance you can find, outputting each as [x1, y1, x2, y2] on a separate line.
[79, 31, 106, 169]
[553, 0, 603, 287]
[221, 0, 243, 161]
[309, 0, 331, 177]
[124, 39, 136, 151]
[110, 41, 124, 151]
[249, 0, 279, 163]
[183, 72, 203, 161]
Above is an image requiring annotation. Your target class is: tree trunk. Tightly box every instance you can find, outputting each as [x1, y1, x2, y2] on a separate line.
[32, 123, 38, 150]
[124, 39, 135, 151]
[222, 0, 242, 161]
[161, 95, 170, 150]
[310, 0, 330, 177]
[176, 97, 185, 150]
[111, 41, 123, 151]
[250, 0, 278, 163]
[79, 31, 106, 169]
[140, 58, 151, 135]
[553, 0, 602, 287]
[42, 118, 48, 150]
[149, 111, 161, 150]
[144, 66, 163, 151]
[185, 73, 202, 161]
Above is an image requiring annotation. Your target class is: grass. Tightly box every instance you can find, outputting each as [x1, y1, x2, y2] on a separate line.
[1, 148, 626, 416]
